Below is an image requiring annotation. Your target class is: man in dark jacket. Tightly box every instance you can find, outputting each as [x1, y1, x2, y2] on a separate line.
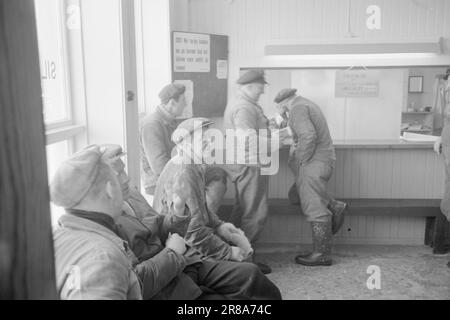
[140, 83, 186, 197]
[273, 89, 347, 267]
[104, 145, 282, 300]
[140, 83, 228, 213]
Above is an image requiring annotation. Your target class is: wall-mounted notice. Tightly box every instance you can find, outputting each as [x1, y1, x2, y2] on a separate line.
[173, 32, 210, 73]
[174, 79, 194, 119]
[335, 70, 380, 98]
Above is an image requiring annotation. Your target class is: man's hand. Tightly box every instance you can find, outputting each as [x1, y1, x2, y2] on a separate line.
[278, 127, 294, 146]
[434, 137, 443, 155]
[230, 246, 246, 262]
[217, 223, 253, 259]
[217, 222, 244, 241]
[165, 233, 187, 255]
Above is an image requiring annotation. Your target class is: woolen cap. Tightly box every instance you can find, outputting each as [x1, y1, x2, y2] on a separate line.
[172, 117, 214, 145]
[159, 83, 186, 105]
[50, 145, 103, 209]
[274, 88, 297, 104]
[236, 69, 268, 85]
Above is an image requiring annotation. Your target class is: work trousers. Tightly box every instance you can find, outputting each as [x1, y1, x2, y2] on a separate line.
[184, 260, 282, 300]
[152, 259, 282, 300]
[290, 159, 334, 223]
[227, 166, 269, 243]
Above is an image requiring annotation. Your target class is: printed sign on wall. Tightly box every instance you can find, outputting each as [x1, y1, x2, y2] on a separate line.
[335, 70, 380, 98]
[173, 32, 210, 73]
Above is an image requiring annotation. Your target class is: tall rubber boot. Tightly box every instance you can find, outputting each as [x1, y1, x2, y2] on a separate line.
[288, 184, 347, 235]
[329, 199, 347, 235]
[295, 221, 332, 266]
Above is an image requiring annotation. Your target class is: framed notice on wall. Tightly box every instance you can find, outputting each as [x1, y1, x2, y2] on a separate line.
[171, 31, 228, 118]
[173, 32, 210, 73]
[335, 70, 380, 98]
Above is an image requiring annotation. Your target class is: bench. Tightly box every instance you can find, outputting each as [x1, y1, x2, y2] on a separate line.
[218, 198, 450, 253]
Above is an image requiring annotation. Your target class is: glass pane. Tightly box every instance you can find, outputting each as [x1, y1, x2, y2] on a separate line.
[46, 140, 71, 226]
[34, 0, 70, 124]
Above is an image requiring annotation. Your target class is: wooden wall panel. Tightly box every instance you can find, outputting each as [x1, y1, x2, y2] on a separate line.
[225, 147, 444, 245]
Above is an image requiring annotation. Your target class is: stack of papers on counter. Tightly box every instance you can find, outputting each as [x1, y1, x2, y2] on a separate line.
[401, 132, 440, 142]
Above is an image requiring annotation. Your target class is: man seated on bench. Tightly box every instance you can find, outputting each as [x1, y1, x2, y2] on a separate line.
[104, 144, 282, 300]
[51, 145, 142, 299]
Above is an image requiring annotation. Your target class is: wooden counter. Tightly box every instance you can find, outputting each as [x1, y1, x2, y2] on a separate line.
[333, 139, 435, 149]
[223, 139, 447, 247]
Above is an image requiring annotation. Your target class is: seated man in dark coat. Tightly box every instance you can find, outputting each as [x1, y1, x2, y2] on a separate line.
[103, 145, 282, 300]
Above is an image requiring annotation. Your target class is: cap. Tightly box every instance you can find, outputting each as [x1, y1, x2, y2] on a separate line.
[159, 83, 186, 105]
[50, 145, 103, 209]
[274, 88, 297, 104]
[237, 69, 268, 85]
[172, 117, 214, 145]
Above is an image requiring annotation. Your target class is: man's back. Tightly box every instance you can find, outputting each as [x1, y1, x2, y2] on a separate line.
[140, 107, 177, 194]
[289, 96, 335, 163]
[54, 214, 142, 300]
[224, 90, 268, 131]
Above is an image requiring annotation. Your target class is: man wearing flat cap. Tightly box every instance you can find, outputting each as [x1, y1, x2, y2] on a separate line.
[51, 145, 142, 299]
[140, 83, 187, 199]
[273, 88, 347, 267]
[153, 118, 282, 299]
[103, 144, 281, 300]
[223, 69, 286, 274]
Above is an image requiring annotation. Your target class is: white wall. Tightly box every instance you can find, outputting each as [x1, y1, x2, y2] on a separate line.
[291, 68, 406, 140]
[181, 0, 450, 100]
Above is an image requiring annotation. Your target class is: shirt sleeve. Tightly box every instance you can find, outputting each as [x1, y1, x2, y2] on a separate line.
[134, 248, 186, 300]
[141, 121, 171, 175]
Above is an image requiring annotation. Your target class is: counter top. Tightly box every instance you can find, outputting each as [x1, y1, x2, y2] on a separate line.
[332, 139, 435, 149]
[279, 139, 435, 149]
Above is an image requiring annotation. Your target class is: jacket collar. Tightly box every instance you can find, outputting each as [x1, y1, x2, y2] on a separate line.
[237, 89, 260, 106]
[156, 105, 177, 128]
[58, 214, 131, 255]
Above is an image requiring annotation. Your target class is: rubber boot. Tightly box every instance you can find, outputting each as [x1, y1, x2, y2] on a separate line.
[295, 221, 332, 266]
[289, 183, 346, 235]
[288, 183, 300, 205]
[329, 199, 347, 235]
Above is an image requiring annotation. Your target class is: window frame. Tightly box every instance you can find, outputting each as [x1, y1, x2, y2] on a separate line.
[35, 0, 86, 146]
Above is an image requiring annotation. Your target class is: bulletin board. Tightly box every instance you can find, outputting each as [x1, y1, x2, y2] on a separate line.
[171, 31, 228, 118]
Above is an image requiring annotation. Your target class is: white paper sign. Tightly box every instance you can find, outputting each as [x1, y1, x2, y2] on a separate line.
[173, 32, 210, 73]
[216, 60, 228, 79]
[335, 70, 380, 98]
[174, 79, 194, 118]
